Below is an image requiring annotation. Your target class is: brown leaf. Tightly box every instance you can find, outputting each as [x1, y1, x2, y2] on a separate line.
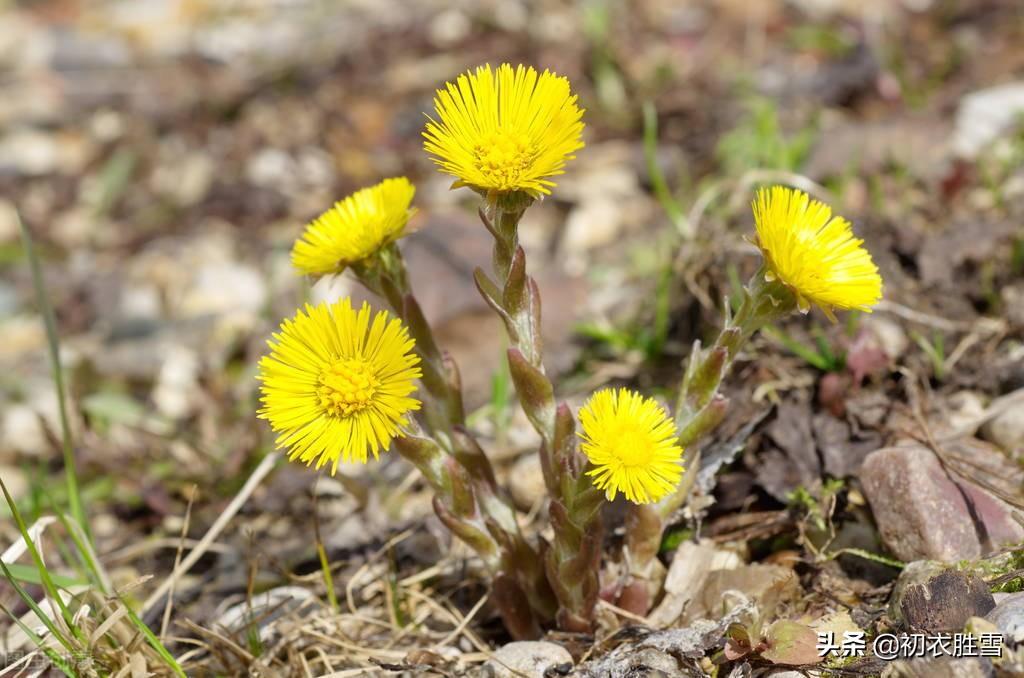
[761, 620, 822, 665]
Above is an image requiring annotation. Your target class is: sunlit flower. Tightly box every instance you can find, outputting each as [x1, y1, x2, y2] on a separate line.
[752, 186, 883, 319]
[578, 388, 684, 505]
[257, 299, 422, 472]
[291, 177, 416, 276]
[423, 63, 585, 197]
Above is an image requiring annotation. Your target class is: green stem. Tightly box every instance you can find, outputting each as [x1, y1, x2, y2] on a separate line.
[17, 213, 90, 544]
[356, 245, 557, 633]
[478, 198, 605, 632]
[362, 247, 466, 439]
[619, 268, 796, 614]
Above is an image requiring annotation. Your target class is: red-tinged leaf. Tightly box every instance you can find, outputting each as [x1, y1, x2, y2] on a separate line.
[761, 619, 822, 665]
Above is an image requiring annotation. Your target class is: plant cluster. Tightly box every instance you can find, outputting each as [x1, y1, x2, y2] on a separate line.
[255, 62, 883, 637]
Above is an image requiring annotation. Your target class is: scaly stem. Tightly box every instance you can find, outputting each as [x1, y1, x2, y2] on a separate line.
[360, 246, 465, 441]
[618, 268, 797, 614]
[475, 197, 604, 632]
[356, 245, 556, 635]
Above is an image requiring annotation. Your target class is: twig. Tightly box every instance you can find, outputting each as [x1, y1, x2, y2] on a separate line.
[161, 485, 196, 640]
[142, 453, 280, 616]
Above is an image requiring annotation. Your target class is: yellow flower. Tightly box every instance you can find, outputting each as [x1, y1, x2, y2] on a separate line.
[257, 299, 422, 472]
[578, 388, 684, 505]
[752, 186, 883, 319]
[423, 63, 585, 197]
[291, 177, 416, 276]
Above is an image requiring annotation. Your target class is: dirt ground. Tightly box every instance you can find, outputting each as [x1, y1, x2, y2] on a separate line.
[2, 0, 1024, 676]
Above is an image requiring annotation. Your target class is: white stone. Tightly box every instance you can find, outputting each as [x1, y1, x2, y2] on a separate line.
[0, 130, 60, 176]
[152, 346, 200, 420]
[862, 315, 908, 361]
[507, 454, 546, 510]
[181, 262, 266, 318]
[429, 8, 471, 46]
[954, 82, 1024, 159]
[2, 403, 49, 457]
[945, 391, 987, 437]
[564, 197, 625, 253]
[485, 641, 573, 678]
[982, 398, 1024, 455]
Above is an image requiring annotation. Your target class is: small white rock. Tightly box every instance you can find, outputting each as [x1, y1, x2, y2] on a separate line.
[507, 454, 546, 511]
[429, 8, 471, 46]
[862, 315, 909, 361]
[485, 641, 573, 678]
[152, 346, 200, 420]
[2, 403, 49, 457]
[181, 262, 266, 317]
[946, 391, 987, 437]
[982, 399, 1024, 455]
[954, 82, 1024, 159]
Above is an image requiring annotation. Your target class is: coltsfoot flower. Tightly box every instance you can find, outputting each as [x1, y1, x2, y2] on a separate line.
[291, 177, 416, 276]
[752, 186, 883, 319]
[423, 63, 585, 198]
[258, 299, 422, 472]
[578, 388, 684, 505]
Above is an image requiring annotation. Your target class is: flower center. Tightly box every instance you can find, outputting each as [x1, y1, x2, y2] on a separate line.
[608, 426, 655, 468]
[473, 131, 537, 189]
[317, 358, 380, 417]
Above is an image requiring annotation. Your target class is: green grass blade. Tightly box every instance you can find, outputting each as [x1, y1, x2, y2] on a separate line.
[0, 601, 77, 677]
[16, 211, 90, 543]
[0, 558, 75, 655]
[118, 603, 187, 677]
[52, 506, 113, 595]
[0, 476, 81, 642]
[643, 101, 685, 230]
[763, 325, 832, 371]
[646, 260, 673, 360]
[1, 562, 86, 589]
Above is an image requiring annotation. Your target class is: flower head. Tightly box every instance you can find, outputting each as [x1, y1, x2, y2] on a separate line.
[291, 177, 416, 276]
[257, 299, 422, 472]
[578, 388, 684, 505]
[752, 186, 882, 319]
[423, 63, 585, 198]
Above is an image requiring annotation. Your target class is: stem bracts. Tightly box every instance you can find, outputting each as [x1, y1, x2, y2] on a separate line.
[475, 198, 605, 632]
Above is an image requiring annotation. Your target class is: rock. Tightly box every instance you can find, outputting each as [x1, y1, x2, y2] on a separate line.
[944, 391, 987, 438]
[890, 657, 994, 678]
[428, 8, 471, 46]
[954, 82, 1024, 159]
[0, 465, 27, 501]
[899, 569, 994, 632]
[861, 315, 909, 362]
[985, 591, 1024, 643]
[484, 641, 573, 678]
[563, 197, 626, 254]
[0, 129, 61, 176]
[507, 454, 546, 511]
[860, 445, 1024, 561]
[151, 151, 214, 207]
[151, 346, 201, 420]
[805, 116, 952, 183]
[180, 261, 266, 319]
[1003, 283, 1024, 329]
[0, 382, 72, 458]
[581, 647, 681, 675]
[980, 393, 1024, 455]
[579, 598, 755, 677]
[889, 561, 952, 624]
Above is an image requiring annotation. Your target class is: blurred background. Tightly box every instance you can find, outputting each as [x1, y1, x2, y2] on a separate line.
[1, 0, 1023, 674]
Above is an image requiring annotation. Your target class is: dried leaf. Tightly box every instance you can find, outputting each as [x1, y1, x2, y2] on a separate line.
[761, 619, 821, 665]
